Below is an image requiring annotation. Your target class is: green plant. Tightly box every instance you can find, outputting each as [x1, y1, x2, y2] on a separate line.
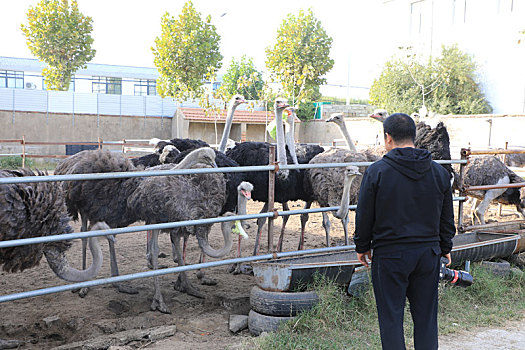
[152, 1, 222, 100]
[217, 56, 264, 101]
[0, 156, 34, 169]
[265, 8, 334, 105]
[21, 0, 95, 91]
[369, 45, 492, 115]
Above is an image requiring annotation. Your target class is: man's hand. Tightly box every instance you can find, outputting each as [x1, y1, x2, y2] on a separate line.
[443, 253, 451, 266]
[357, 251, 372, 267]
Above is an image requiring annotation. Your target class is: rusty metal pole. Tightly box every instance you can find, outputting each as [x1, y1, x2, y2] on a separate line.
[21, 136, 26, 168]
[458, 148, 469, 232]
[267, 145, 276, 252]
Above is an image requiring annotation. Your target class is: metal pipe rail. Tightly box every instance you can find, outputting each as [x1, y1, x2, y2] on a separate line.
[0, 245, 356, 303]
[0, 159, 467, 185]
[465, 182, 525, 191]
[462, 148, 525, 156]
[0, 197, 467, 249]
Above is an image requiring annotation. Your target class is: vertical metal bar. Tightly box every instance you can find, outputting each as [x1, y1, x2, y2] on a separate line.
[267, 145, 276, 251]
[98, 137, 102, 150]
[22, 136, 26, 168]
[458, 149, 468, 231]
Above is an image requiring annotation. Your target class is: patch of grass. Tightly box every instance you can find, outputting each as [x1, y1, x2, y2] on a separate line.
[247, 263, 525, 350]
[0, 155, 34, 169]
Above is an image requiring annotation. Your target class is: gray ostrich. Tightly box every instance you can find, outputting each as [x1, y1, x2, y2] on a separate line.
[463, 156, 525, 225]
[55, 149, 141, 295]
[128, 147, 235, 314]
[0, 168, 103, 281]
[228, 181, 254, 275]
[308, 148, 367, 246]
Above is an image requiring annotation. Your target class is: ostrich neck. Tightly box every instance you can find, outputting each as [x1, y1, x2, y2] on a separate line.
[175, 154, 202, 169]
[274, 108, 288, 166]
[237, 193, 248, 216]
[338, 121, 357, 152]
[218, 102, 237, 153]
[285, 113, 299, 165]
[335, 175, 358, 220]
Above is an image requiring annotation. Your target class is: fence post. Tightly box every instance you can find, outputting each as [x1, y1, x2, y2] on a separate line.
[98, 137, 102, 150]
[458, 149, 468, 232]
[267, 145, 276, 252]
[498, 141, 509, 217]
[21, 136, 26, 168]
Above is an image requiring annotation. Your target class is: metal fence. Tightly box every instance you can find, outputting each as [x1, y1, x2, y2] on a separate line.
[2, 149, 524, 304]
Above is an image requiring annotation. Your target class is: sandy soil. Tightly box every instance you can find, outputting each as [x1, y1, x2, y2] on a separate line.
[0, 198, 523, 349]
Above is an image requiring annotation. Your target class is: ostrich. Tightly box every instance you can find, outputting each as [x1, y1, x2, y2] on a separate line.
[369, 110, 455, 181]
[226, 98, 307, 255]
[463, 156, 525, 225]
[283, 107, 325, 250]
[55, 149, 142, 295]
[128, 147, 236, 313]
[0, 169, 103, 282]
[218, 94, 247, 153]
[131, 144, 180, 169]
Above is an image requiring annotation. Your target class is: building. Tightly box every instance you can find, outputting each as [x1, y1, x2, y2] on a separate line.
[378, 0, 525, 114]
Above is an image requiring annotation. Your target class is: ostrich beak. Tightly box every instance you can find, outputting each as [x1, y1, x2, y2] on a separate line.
[241, 189, 251, 200]
[277, 101, 290, 109]
[326, 116, 336, 123]
[369, 114, 382, 122]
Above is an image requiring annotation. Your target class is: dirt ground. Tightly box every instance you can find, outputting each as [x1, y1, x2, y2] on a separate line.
[0, 198, 524, 350]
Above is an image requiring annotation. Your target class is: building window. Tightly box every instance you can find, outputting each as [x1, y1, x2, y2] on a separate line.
[92, 76, 122, 94]
[134, 79, 157, 96]
[42, 77, 75, 91]
[0, 70, 24, 89]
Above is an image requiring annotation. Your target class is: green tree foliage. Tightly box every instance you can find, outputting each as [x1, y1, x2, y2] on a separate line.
[21, 0, 95, 91]
[152, 1, 222, 100]
[217, 56, 264, 101]
[369, 45, 492, 115]
[265, 8, 334, 105]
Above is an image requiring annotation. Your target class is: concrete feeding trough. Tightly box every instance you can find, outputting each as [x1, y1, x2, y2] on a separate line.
[252, 250, 360, 292]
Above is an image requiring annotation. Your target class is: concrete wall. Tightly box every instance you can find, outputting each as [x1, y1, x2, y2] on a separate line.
[2, 109, 524, 162]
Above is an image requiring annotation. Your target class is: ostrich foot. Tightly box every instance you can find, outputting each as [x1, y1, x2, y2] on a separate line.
[173, 274, 205, 298]
[72, 287, 89, 298]
[228, 263, 253, 275]
[196, 270, 217, 285]
[113, 282, 138, 294]
[150, 296, 171, 314]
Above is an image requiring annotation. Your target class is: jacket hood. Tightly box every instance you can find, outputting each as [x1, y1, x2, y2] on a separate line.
[383, 147, 432, 180]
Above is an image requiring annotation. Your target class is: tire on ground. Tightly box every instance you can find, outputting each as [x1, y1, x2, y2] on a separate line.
[250, 285, 319, 316]
[248, 309, 296, 336]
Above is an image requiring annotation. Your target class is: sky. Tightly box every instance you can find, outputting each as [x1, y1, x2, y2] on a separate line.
[0, 0, 388, 100]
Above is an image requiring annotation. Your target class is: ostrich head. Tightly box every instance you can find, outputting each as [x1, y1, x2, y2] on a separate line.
[225, 138, 237, 151]
[334, 165, 362, 220]
[326, 112, 345, 127]
[159, 144, 180, 164]
[345, 165, 361, 178]
[369, 109, 389, 123]
[230, 94, 246, 108]
[238, 181, 253, 200]
[275, 97, 290, 111]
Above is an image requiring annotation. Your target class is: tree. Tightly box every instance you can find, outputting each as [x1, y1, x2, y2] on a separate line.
[369, 45, 492, 115]
[21, 0, 95, 91]
[152, 1, 222, 100]
[265, 8, 334, 106]
[217, 56, 264, 101]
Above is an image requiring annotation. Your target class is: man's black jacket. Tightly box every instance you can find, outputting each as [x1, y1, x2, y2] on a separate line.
[354, 147, 456, 255]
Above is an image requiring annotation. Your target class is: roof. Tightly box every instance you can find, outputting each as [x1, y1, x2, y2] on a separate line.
[0, 56, 158, 80]
[180, 108, 301, 124]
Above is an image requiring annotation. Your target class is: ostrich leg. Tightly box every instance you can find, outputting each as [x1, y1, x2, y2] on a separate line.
[75, 215, 90, 297]
[341, 215, 350, 246]
[196, 248, 218, 286]
[172, 233, 205, 299]
[150, 229, 171, 314]
[322, 212, 331, 247]
[253, 202, 269, 256]
[474, 187, 507, 225]
[106, 234, 138, 294]
[298, 201, 312, 250]
[276, 202, 290, 252]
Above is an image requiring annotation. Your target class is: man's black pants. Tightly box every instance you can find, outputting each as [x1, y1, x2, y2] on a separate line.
[371, 245, 441, 350]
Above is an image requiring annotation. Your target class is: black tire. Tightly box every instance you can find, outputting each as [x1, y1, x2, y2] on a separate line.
[250, 285, 319, 317]
[248, 309, 296, 336]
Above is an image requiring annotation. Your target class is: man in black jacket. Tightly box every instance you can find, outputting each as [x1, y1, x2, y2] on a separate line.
[354, 113, 455, 350]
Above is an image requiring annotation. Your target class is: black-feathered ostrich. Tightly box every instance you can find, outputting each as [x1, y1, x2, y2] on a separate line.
[226, 98, 308, 255]
[128, 148, 238, 314]
[463, 156, 525, 225]
[55, 149, 142, 296]
[0, 169, 103, 282]
[283, 107, 325, 250]
[132, 144, 181, 169]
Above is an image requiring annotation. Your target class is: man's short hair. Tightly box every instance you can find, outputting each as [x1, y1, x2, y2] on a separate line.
[383, 113, 416, 144]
